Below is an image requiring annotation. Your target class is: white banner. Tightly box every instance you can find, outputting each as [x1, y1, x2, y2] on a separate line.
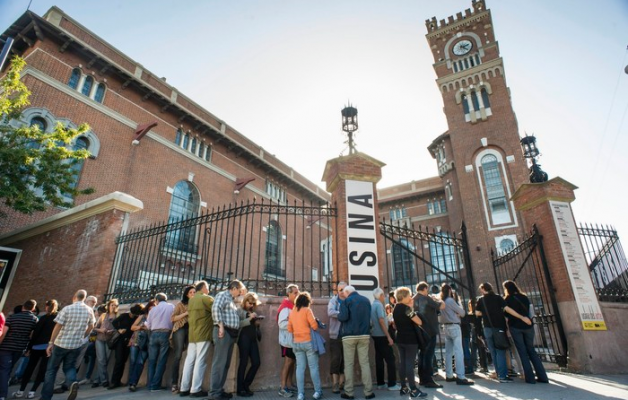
[550, 201, 607, 330]
[345, 180, 380, 300]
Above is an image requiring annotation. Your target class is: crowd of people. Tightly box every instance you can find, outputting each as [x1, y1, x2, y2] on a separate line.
[0, 278, 548, 400]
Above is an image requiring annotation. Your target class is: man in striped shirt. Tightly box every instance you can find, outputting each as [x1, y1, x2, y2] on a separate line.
[209, 280, 246, 400]
[40, 290, 95, 400]
[0, 300, 38, 400]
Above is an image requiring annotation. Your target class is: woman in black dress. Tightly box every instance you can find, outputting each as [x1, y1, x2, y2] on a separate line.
[392, 287, 427, 398]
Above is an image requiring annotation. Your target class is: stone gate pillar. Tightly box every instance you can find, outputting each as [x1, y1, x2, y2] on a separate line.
[510, 177, 624, 373]
[322, 152, 385, 299]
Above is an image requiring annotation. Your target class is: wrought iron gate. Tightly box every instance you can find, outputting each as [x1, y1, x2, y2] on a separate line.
[491, 225, 568, 367]
[107, 199, 337, 303]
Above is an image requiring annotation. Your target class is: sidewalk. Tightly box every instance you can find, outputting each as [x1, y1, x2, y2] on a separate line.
[18, 371, 628, 400]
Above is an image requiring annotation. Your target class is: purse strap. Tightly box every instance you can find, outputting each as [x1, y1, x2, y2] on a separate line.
[481, 297, 496, 329]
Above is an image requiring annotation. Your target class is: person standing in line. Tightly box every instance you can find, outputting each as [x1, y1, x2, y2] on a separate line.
[170, 285, 195, 393]
[179, 281, 214, 398]
[392, 287, 427, 398]
[413, 282, 444, 389]
[107, 304, 142, 390]
[439, 284, 474, 386]
[0, 299, 38, 400]
[327, 282, 346, 394]
[146, 293, 175, 392]
[287, 292, 323, 400]
[14, 300, 58, 399]
[236, 292, 262, 397]
[92, 300, 117, 388]
[209, 280, 247, 400]
[127, 301, 154, 392]
[475, 282, 531, 383]
[278, 284, 299, 398]
[40, 290, 95, 400]
[338, 286, 374, 400]
[371, 288, 399, 391]
[502, 280, 548, 384]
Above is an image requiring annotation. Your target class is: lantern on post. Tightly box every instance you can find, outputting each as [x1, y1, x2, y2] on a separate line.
[520, 134, 548, 183]
[341, 104, 358, 154]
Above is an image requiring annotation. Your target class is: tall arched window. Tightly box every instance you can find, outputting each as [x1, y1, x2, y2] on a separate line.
[481, 88, 490, 108]
[392, 239, 415, 287]
[166, 181, 200, 253]
[265, 221, 283, 276]
[67, 137, 90, 191]
[175, 129, 183, 146]
[68, 68, 80, 89]
[191, 138, 197, 154]
[27, 117, 47, 149]
[182, 134, 190, 150]
[428, 233, 457, 284]
[94, 83, 106, 103]
[480, 154, 511, 225]
[81, 76, 93, 96]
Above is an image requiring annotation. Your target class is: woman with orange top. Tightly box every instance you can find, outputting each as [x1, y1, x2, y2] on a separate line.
[287, 292, 323, 400]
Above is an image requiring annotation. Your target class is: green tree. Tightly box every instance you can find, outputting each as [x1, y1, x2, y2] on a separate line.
[0, 56, 94, 215]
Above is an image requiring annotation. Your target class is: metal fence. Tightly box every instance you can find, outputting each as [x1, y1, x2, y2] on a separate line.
[106, 198, 337, 304]
[578, 223, 628, 303]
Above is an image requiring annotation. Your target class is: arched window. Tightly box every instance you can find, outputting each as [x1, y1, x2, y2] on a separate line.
[471, 91, 480, 111]
[81, 76, 93, 96]
[30, 116, 47, 132]
[265, 221, 283, 276]
[68, 68, 80, 89]
[67, 137, 90, 191]
[165, 181, 200, 253]
[428, 233, 458, 284]
[204, 145, 211, 162]
[182, 134, 189, 150]
[500, 238, 515, 254]
[481, 154, 511, 225]
[191, 138, 197, 154]
[94, 83, 106, 103]
[461, 94, 469, 114]
[481, 88, 490, 108]
[392, 239, 415, 287]
[175, 129, 183, 146]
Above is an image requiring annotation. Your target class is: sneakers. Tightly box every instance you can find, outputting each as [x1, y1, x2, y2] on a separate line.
[399, 386, 410, 395]
[12, 392, 24, 399]
[78, 379, 89, 386]
[278, 388, 294, 398]
[129, 385, 137, 392]
[67, 382, 79, 400]
[409, 389, 427, 398]
[499, 377, 514, 383]
[387, 384, 401, 391]
[456, 378, 474, 385]
[297, 394, 305, 400]
[313, 390, 323, 400]
[26, 393, 35, 400]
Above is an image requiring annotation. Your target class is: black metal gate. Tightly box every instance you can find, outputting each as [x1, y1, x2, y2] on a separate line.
[106, 199, 337, 303]
[491, 225, 568, 367]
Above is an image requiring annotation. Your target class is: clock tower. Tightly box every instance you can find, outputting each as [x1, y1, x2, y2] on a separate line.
[425, 0, 529, 283]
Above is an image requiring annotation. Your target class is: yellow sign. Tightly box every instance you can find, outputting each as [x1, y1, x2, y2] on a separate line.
[582, 321, 607, 331]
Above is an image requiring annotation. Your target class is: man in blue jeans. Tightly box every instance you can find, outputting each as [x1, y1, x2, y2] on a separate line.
[146, 293, 174, 392]
[413, 282, 444, 389]
[41, 290, 95, 400]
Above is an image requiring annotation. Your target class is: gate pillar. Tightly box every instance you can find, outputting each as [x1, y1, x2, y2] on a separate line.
[511, 177, 619, 373]
[322, 152, 385, 299]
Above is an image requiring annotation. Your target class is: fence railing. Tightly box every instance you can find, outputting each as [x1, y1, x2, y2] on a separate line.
[106, 198, 338, 304]
[578, 223, 628, 303]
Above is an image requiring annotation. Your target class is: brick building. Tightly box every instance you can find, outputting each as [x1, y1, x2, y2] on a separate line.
[0, 0, 530, 306]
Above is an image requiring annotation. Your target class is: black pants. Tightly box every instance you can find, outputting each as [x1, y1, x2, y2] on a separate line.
[20, 349, 48, 392]
[396, 343, 418, 390]
[372, 336, 396, 386]
[237, 335, 260, 392]
[110, 339, 130, 385]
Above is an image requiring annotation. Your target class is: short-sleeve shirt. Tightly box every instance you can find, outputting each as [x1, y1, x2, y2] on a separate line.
[476, 293, 507, 330]
[0, 311, 38, 352]
[505, 293, 532, 330]
[212, 290, 239, 330]
[370, 300, 386, 337]
[55, 301, 95, 350]
[392, 303, 418, 345]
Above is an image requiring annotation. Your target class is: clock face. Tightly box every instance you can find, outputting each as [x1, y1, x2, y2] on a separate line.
[452, 39, 473, 56]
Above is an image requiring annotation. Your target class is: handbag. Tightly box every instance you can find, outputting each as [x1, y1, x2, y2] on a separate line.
[481, 297, 510, 350]
[224, 326, 239, 339]
[107, 330, 121, 349]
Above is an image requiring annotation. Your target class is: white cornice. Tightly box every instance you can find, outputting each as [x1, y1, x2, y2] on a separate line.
[0, 192, 143, 245]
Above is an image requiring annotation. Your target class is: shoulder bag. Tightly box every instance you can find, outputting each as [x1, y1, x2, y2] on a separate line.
[107, 330, 121, 349]
[481, 297, 510, 350]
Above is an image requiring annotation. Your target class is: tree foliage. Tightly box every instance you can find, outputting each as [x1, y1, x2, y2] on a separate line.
[0, 56, 94, 215]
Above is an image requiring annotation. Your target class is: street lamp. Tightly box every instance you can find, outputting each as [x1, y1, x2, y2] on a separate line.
[341, 104, 358, 154]
[520, 134, 548, 183]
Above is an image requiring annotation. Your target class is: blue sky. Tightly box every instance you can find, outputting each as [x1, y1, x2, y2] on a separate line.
[1, 0, 627, 239]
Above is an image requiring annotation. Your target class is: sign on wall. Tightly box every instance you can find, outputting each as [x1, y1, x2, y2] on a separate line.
[345, 180, 380, 300]
[550, 201, 607, 330]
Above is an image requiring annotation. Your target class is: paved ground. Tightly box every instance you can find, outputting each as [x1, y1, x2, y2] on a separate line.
[16, 371, 628, 400]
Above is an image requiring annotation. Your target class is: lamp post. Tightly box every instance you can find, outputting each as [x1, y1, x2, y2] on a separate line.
[341, 104, 358, 154]
[520, 135, 548, 183]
